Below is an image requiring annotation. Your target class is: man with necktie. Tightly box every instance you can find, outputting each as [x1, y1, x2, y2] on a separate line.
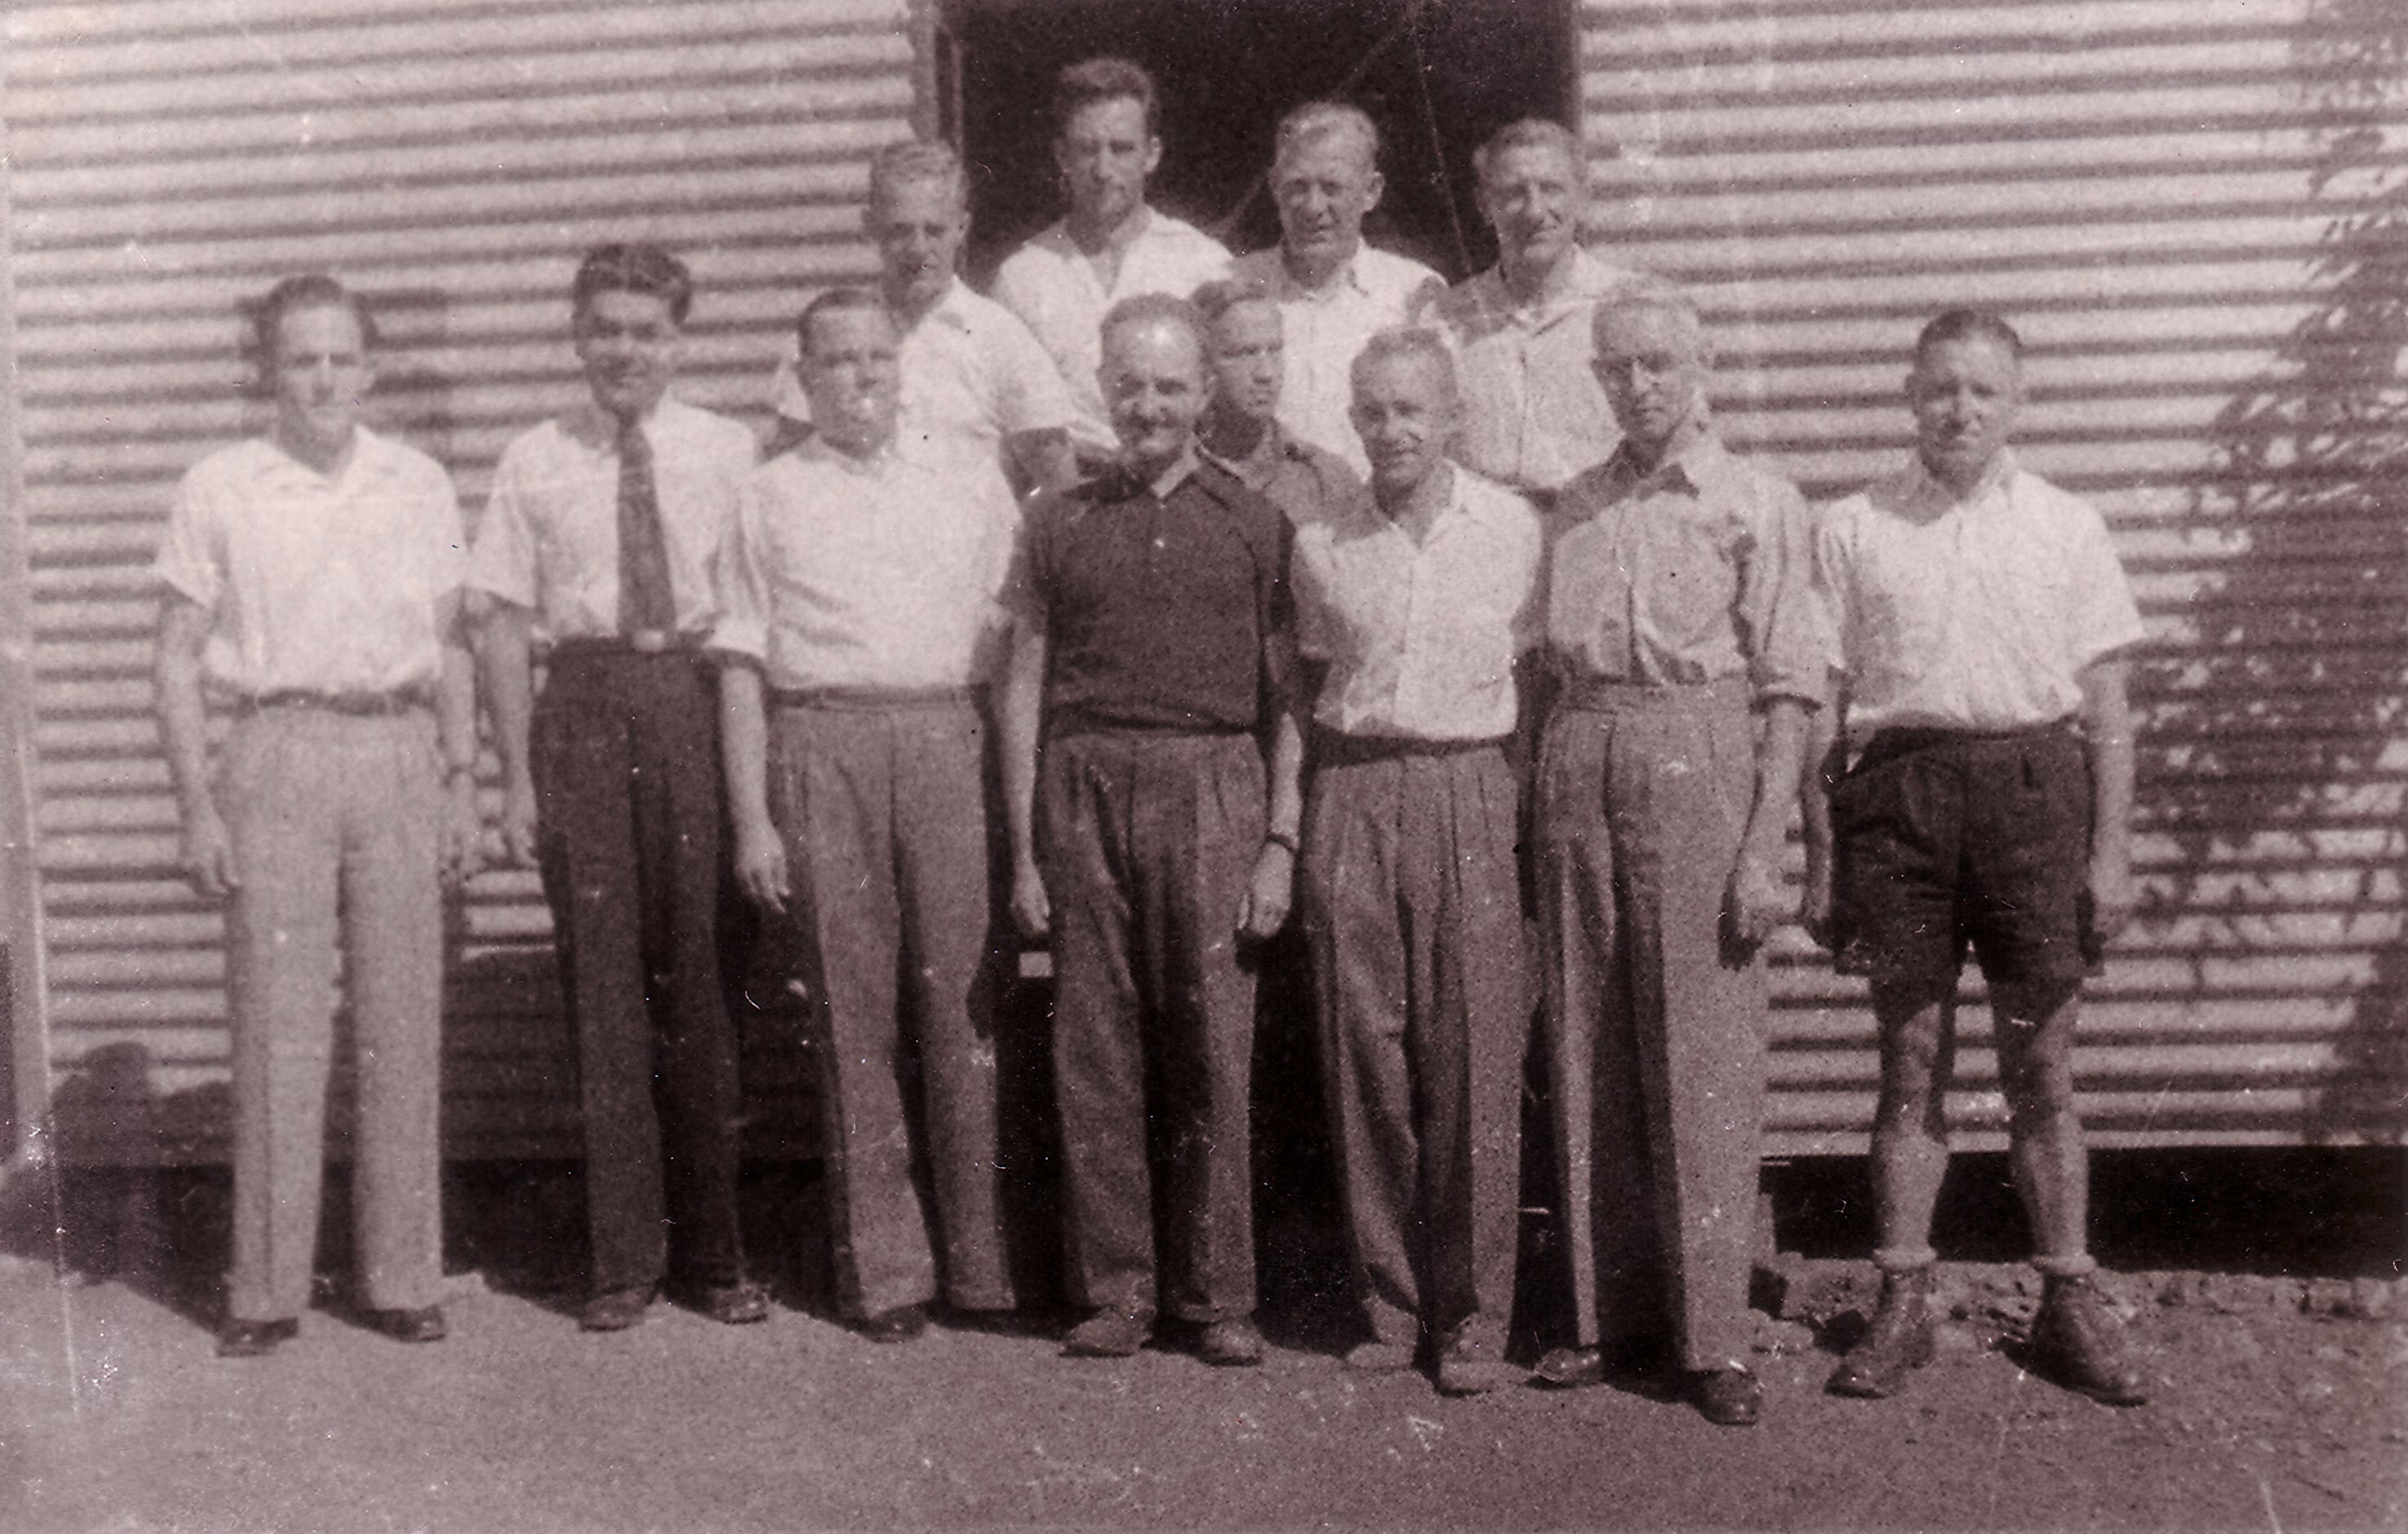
[471, 243, 765, 1332]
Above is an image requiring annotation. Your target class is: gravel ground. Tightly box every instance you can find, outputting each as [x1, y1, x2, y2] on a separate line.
[2, 1156, 2401, 1533]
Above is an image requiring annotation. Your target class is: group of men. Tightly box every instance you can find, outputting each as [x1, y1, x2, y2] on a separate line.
[157, 55, 2150, 1425]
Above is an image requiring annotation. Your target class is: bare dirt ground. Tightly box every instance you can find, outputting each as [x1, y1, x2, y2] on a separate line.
[2, 1150, 2401, 1533]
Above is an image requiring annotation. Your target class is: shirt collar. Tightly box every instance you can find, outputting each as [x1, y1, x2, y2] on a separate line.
[1606, 413, 1729, 496]
[1273, 247, 1369, 303]
[1199, 420, 1308, 488]
[794, 431, 899, 480]
[567, 395, 672, 449]
[1902, 447, 2019, 513]
[263, 423, 387, 491]
[1467, 247, 1635, 328]
[1147, 447, 1200, 500]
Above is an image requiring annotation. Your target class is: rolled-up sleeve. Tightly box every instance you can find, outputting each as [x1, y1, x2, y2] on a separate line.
[1741, 478, 1831, 709]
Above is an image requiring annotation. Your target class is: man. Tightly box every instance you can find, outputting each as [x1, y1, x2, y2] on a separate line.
[1426, 117, 1647, 503]
[998, 294, 1305, 1367]
[1230, 101, 1446, 476]
[718, 290, 1021, 1342]
[993, 57, 1232, 465]
[1193, 277, 1361, 529]
[156, 275, 479, 1357]
[1533, 290, 1826, 1426]
[767, 141, 1079, 493]
[471, 243, 765, 1332]
[1294, 329, 1542, 1396]
[1804, 309, 2148, 1408]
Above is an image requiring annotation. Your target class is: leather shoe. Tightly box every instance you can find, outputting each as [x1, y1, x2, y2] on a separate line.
[1828, 1265, 1935, 1399]
[215, 1316, 299, 1359]
[1691, 1364, 1763, 1426]
[578, 1284, 655, 1333]
[1534, 1337, 1666, 1389]
[1195, 1317, 1265, 1368]
[854, 1303, 929, 1344]
[672, 1279, 770, 1326]
[1433, 1330, 1516, 1396]
[365, 1305, 447, 1343]
[1344, 1339, 1416, 1373]
[1063, 1308, 1153, 1358]
[1533, 1345, 1609, 1389]
[2029, 1273, 2148, 1406]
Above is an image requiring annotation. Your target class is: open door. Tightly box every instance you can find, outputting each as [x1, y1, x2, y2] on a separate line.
[941, 0, 1579, 286]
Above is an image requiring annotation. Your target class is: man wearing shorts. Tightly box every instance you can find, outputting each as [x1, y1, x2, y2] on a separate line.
[1805, 308, 2148, 1407]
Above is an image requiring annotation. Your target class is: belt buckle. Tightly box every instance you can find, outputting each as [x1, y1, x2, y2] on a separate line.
[629, 629, 671, 655]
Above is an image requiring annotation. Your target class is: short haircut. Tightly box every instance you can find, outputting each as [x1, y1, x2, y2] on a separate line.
[1352, 326, 1460, 404]
[252, 273, 379, 359]
[1054, 55, 1159, 139]
[1915, 307, 2023, 365]
[1472, 117, 1581, 184]
[869, 139, 966, 210]
[795, 287, 890, 357]
[1275, 99, 1380, 170]
[572, 242, 693, 327]
[1591, 283, 1713, 369]
[1191, 275, 1279, 329]
[1099, 291, 1206, 357]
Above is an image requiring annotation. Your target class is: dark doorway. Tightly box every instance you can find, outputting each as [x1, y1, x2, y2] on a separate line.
[940, 0, 1578, 287]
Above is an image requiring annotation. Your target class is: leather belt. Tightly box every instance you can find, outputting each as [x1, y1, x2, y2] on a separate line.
[241, 685, 432, 717]
[548, 630, 707, 659]
[770, 684, 977, 711]
[1312, 729, 1508, 767]
[1553, 675, 1750, 714]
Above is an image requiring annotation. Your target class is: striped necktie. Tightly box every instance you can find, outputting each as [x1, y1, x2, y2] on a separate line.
[614, 411, 676, 634]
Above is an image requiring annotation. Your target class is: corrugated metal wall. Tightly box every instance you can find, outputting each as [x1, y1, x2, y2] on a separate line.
[7, 0, 917, 1162]
[7, 0, 2403, 1165]
[1580, 0, 2408, 1151]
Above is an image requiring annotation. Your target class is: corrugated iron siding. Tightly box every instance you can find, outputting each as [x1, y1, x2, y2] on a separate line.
[9, 0, 917, 1162]
[1581, 0, 2408, 1151]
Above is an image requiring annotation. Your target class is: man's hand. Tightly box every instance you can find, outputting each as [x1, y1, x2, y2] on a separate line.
[2088, 847, 2140, 944]
[498, 773, 541, 868]
[1239, 841, 1294, 940]
[1010, 855, 1052, 940]
[731, 814, 789, 916]
[440, 776, 484, 886]
[181, 804, 239, 898]
[1800, 849, 1835, 952]
[1725, 847, 1792, 952]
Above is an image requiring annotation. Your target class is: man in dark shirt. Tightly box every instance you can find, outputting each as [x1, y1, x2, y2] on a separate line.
[1000, 294, 1306, 1367]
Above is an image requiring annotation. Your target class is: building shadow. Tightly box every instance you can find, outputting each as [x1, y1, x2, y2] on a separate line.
[2137, 0, 2408, 1145]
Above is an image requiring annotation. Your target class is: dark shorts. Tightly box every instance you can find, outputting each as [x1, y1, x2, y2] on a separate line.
[1829, 722, 2099, 997]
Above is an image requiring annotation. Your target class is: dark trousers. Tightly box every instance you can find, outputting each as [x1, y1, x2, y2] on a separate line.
[771, 696, 1013, 1317]
[1300, 742, 1527, 1352]
[1038, 728, 1264, 1323]
[1535, 682, 1765, 1372]
[533, 651, 744, 1295]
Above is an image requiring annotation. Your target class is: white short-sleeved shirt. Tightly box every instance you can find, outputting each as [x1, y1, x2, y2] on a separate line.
[713, 438, 1020, 692]
[1425, 247, 1650, 494]
[765, 278, 1078, 475]
[1229, 244, 1448, 476]
[468, 397, 757, 642]
[1817, 453, 2145, 739]
[992, 210, 1232, 453]
[1294, 465, 1544, 741]
[155, 428, 466, 695]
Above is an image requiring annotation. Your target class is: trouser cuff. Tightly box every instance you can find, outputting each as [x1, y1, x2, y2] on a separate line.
[2031, 1252, 2098, 1279]
[1872, 1245, 1937, 1272]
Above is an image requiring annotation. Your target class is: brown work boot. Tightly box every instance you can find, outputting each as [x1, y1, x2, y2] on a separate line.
[2028, 1272, 2148, 1406]
[1827, 1265, 1935, 1398]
